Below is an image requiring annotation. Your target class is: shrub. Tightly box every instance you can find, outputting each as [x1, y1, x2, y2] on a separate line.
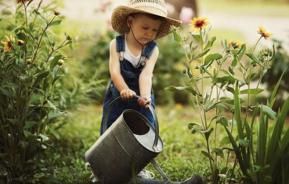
[0, 1, 71, 183]
[173, 18, 289, 183]
[261, 39, 289, 109]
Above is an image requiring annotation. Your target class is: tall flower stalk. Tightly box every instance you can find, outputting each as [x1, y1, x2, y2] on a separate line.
[172, 18, 289, 183]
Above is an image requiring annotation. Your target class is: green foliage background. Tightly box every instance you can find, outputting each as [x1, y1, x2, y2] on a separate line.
[1, 0, 289, 183]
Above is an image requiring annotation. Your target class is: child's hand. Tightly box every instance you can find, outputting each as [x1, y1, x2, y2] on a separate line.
[120, 88, 136, 100]
[137, 97, 151, 108]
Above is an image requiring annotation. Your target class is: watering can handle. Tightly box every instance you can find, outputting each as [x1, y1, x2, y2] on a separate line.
[133, 94, 160, 151]
[147, 100, 160, 151]
[132, 95, 160, 151]
[102, 95, 160, 150]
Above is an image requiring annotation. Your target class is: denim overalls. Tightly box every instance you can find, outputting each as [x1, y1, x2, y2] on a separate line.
[100, 35, 157, 134]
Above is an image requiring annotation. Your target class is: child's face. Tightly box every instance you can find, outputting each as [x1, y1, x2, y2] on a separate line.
[129, 14, 162, 45]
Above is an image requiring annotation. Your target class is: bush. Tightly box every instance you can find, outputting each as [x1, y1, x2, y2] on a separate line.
[80, 31, 114, 103]
[261, 39, 289, 109]
[173, 18, 289, 183]
[0, 1, 71, 183]
[155, 35, 187, 105]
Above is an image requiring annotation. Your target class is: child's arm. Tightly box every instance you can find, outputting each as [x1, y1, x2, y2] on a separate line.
[139, 46, 159, 106]
[109, 39, 136, 100]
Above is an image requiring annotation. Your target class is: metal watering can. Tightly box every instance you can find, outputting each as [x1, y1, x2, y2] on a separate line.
[85, 96, 165, 184]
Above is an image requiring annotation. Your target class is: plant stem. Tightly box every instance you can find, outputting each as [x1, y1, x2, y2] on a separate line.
[31, 15, 56, 63]
[252, 36, 262, 53]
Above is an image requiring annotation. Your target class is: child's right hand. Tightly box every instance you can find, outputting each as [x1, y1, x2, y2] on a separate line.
[120, 88, 136, 100]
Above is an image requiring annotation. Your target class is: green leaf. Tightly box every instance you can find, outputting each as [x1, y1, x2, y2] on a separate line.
[236, 44, 246, 60]
[50, 19, 62, 26]
[204, 101, 219, 112]
[260, 105, 276, 120]
[38, 133, 49, 142]
[46, 100, 57, 110]
[33, 71, 50, 88]
[24, 121, 38, 130]
[166, 86, 187, 91]
[201, 128, 214, 140]
[212, 148, 224, 158]
[256, 109, 269, 171]
[216, 116, 228, 126]
[165, 86, 199, 96]
[238, 138, 249, 147]
[279, 128, 289, 154]
[228, 66, 235, 75]
[221, 124, 249, 177]
[245, 72, 257, 82]
[226, 86, 235, 94]
[214, 76, 236, 85]
[204, 53, 222, 66]
[50, 54, 63, 69]
[204, 36, 216, 50]
[240, 88, 264, 95]
[267, 98, 289, 163]
[201, 150, 214, 161]
[234, 82, 244, 139]
[173, 31, 182, 43]
[0, 87, 12, 97]
[269, 70, 286, 108]
[191, 34, 202, 43]
[246, 53, 259, 65]
[47, 111, 65, 120]
[232, 56, 238, 67]
[195, 49, 210, 59]
[188, 123, 202, 134]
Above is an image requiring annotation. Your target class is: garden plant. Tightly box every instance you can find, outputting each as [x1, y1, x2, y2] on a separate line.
[1, 0, 289, 183]
[172, 17, 289, 184]
[0, 0, 72, 183]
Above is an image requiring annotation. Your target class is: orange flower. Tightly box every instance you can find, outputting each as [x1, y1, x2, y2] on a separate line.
[1, 35, 14, 53]
[1, 41, 12, 52]
[228, 40, 241, 49]
[258, 26, 272, 39]
[191, 17, 209, 30]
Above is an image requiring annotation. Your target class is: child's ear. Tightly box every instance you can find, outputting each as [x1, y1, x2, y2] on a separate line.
[127, 16, 133, 28]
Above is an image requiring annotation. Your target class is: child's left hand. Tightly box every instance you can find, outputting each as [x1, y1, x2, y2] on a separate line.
[137, 97, 151, 108]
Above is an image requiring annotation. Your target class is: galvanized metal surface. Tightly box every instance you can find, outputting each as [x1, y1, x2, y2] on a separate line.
[85, 109, 163, 184]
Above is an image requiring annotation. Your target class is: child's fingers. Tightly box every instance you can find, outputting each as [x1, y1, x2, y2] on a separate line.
[120, 89, 136, 100]
[120, 89, 128, 99]
[128, 90, 136, 98]
[137, 97, 151, 108]
[144, 98, 151, 108]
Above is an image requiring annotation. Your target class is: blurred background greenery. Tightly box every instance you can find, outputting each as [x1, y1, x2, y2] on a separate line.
[1, 0, 289, 183]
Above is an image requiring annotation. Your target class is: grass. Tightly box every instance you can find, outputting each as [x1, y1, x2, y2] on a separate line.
[45, 1, 289, 182]
[199, 0, 289, 17]
[49, 103, 211, 183]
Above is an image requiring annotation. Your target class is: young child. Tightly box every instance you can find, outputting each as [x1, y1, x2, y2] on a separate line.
[93, 1, 205, 183]
[100, 0, 181, 134]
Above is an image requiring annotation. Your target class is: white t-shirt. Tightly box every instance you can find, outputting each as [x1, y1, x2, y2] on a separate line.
[123, 39, 141, 67]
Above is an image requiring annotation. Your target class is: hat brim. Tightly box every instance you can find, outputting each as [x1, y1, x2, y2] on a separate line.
[111, 6, 182, 39]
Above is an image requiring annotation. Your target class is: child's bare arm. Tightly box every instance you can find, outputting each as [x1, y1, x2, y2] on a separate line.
[139, 46, 159, 106]
[109, 39, 136, 100]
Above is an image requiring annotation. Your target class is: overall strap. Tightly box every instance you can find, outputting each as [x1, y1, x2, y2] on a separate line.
[143, 41, 157, 59]
[138, 41, 157, 67]
[116, 35, 125, 61]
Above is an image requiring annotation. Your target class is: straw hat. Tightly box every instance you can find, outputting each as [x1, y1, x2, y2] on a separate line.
[111, 0, 182, 39]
